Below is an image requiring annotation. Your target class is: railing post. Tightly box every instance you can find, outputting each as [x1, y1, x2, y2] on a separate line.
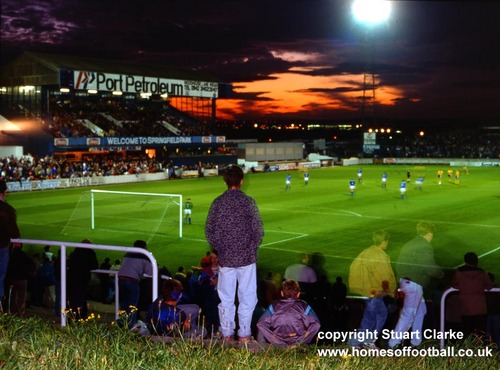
[60, 244, 67, 326]
[10, 238, 158, 327]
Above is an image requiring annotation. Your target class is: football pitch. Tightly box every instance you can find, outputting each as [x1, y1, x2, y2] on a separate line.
[10, 165, 500, 291]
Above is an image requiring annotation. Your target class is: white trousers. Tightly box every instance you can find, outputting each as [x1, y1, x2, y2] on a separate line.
[389, 278, 427, 348]
[217, 263, 257, 338]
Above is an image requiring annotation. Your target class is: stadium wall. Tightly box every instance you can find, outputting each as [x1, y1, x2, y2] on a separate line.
[5, 157, 499, 193]
[343, 157, 500, 167]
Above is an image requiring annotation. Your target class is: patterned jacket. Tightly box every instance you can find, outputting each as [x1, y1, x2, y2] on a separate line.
[205, 189, 264, 268]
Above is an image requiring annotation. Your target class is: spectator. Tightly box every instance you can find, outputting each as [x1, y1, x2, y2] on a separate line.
[38, 254, 56, 308]
[5, 245, 36, 315]
[198, 253, 220, 336]
[451, 252, 493, 338]
[388, 277, 427, 349]
[349, 230, 396, 297]
[118, 240, 153, 328]
[0, 179, 21, 310]
[99, 257, 112, 304]
[67, 239, 98, 320]
[146, 278, 206, 339]
[330, 276, 349, 332]
[256, 279, 320, 346]
[396, 221, 443, 297]
[284, 253, 317, 303]
[347, 281, 396, 349]
[205, 165, 264, 343]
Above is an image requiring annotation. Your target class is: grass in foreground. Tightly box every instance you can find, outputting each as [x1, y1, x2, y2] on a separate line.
[0, 313, 498, 370]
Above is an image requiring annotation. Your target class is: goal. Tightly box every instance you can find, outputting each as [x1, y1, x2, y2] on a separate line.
[90, 189, 183, 238]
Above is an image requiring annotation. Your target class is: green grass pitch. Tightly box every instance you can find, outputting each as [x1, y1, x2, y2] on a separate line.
[9, 165, 500, 290]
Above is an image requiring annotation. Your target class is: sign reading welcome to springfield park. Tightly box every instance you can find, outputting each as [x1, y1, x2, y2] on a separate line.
[68, 70, 219, 98]
[53, 136, 226, 148]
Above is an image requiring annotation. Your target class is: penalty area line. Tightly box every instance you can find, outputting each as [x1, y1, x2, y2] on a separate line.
[261, 233, 309, 248]
[453, 245, 500, 269]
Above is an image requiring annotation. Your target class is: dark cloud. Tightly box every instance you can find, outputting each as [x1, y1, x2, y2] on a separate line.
[1, 0, 499, 121]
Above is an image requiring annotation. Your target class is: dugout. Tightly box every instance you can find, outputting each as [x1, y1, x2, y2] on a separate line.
[0, 51, 233, 160]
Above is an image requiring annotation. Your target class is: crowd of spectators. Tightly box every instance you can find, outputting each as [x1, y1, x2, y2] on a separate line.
[379, 132, 499, 159]
[0, 155, 224, 183]
[0, 155, 167, 181]
[42, 97, 211, 139]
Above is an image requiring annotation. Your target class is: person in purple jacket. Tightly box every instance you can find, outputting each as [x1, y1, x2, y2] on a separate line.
[205, 165, 264, 343]
[257, 279, 321, 346]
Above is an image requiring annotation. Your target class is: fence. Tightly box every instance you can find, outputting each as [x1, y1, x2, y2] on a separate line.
[440, 287, 500, 348]
[11, 238, 159, 327]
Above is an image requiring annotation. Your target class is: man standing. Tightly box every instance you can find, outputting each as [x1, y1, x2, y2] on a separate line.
[205, 165, 264, 342]
[118, 240, 153, 328]
[399, 179, 407, 200]
[396, 221, 443, 294]
[381, 172, 388, 189]
[184, 198, 193, 224]
[349, 178, 356, 196]
[0, 179, 21, 309]
[389, 221, 443, 348]
[285, 174, 292, 190]
[349, 230, 396, 297]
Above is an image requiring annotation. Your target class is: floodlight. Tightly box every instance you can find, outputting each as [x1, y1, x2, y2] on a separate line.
[352, 0, 391, 25]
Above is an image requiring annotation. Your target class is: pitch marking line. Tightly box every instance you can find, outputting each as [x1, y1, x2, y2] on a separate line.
[262, 207, 362, 218]
[261, 207, 499, 229]
[261, 230, 309, 247]
[453, 245, 500, 269]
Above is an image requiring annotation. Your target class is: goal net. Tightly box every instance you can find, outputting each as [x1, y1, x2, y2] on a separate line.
[88, 189, 183, 238]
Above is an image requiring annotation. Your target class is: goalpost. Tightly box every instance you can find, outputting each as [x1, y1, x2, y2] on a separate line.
[90, 189, 183, 238]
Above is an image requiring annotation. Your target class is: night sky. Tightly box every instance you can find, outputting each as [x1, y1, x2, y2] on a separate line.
[1, 0, 499, 122]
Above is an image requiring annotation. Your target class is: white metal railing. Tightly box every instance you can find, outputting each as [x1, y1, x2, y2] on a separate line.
[440, 287, 500, 348]
[90, 269, 172, 322]
[11, 238, 158, 327]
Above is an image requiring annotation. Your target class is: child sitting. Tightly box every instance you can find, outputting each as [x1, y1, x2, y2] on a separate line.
[146, 279, 206, 339]
[256, 279, 321, 346]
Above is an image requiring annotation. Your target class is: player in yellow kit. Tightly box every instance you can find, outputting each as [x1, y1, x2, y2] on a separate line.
[437, 169, 443, 185]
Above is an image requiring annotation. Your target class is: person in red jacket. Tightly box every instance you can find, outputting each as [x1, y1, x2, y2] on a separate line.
[451, 252, 493, 338]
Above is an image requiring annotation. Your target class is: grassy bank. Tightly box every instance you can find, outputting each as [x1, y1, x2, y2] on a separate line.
[1, 314, 498, 369]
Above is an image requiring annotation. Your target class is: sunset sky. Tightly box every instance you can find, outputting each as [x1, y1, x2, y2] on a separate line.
[1, 0, 499, 122]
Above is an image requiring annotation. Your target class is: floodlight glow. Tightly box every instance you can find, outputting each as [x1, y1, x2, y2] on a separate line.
[352, 0, 391, 25]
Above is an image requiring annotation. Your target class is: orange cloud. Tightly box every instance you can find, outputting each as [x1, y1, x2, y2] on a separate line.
[217, 70, 406, 119]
